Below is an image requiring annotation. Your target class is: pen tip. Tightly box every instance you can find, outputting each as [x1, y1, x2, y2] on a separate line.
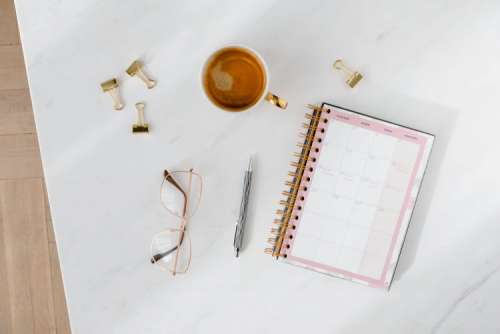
[235, 248, 239, 258]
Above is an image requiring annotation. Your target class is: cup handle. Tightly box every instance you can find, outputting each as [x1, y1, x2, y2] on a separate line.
[265, 92, 288, 110]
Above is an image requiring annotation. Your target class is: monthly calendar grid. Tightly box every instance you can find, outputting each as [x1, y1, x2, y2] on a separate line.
[286, 105, 431, 288]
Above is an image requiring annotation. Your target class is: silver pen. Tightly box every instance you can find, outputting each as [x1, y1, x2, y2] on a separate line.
[234, 156, 253, 257]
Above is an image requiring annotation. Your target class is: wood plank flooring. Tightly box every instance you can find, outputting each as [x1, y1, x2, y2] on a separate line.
[0, 0, 71, 332]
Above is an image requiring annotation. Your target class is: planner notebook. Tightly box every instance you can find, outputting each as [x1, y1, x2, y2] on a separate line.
[266, 103, 434, 289]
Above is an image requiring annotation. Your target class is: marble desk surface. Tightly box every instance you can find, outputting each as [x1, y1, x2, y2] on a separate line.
[14, 0, 500, 333]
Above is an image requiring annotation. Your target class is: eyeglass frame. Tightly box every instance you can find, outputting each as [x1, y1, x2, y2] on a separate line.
[150, 168, 201, 275]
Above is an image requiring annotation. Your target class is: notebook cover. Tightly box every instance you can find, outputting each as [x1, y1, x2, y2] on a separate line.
[278, 103, 434, 289]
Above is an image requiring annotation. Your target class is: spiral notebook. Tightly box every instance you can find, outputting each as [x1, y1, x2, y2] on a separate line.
[266, 103, 434, 289]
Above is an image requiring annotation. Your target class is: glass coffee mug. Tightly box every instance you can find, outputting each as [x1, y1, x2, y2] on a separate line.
[201, 45, 287, 112]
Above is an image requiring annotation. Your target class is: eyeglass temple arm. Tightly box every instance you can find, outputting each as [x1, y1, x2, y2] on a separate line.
[150, 230, 186, 263]
[163, 169, 188, 217]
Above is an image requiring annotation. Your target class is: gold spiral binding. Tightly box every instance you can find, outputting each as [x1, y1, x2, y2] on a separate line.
[289, 162, 306, 172]
[270, 228, 280, 235]
[303, 123, 319, 131]
[279, 200, 292, 207]
[267, 237, 277, 244]
[299, 132, 316, 141]
[266, 104, 324, 258]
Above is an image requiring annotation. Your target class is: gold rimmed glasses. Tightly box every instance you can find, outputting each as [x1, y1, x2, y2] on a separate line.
[150, 169, 202, 275]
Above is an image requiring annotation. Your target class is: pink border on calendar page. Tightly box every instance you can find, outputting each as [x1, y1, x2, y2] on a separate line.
[284, 106, 428, 288]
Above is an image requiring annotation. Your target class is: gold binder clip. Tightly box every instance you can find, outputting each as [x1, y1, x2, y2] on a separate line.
[333, 59, 363, 88]
[100, 78, 124, 110]
[132, 102, 149, 133]
[126, 60, 156, 89]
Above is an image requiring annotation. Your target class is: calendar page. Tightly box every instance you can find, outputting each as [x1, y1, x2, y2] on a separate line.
[285, 105, 434, 289]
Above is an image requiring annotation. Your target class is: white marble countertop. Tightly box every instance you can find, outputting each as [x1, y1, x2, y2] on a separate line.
[14, 0, 500, 333]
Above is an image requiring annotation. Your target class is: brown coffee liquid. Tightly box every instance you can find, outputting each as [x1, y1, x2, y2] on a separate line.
[203, 47, 266, 111]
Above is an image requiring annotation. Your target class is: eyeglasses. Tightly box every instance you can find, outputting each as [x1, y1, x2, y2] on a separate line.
[150, 169, 202, 275]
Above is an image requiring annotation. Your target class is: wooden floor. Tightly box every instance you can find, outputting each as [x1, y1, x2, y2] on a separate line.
[0, 0, 71, 332]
